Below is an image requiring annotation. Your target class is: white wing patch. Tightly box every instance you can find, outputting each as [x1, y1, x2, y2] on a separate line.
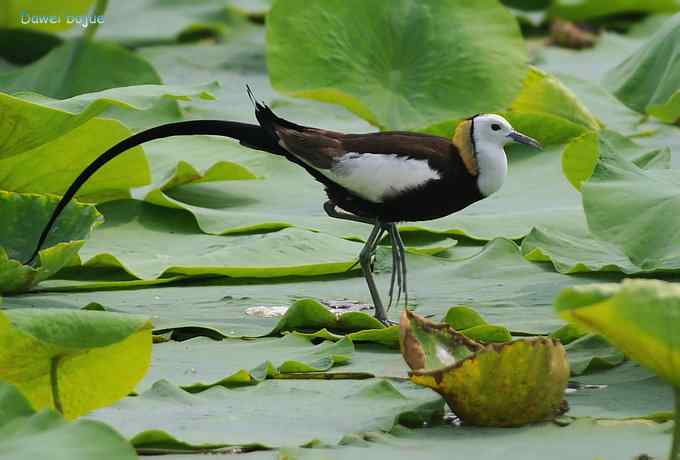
[320, 153, 440, 203]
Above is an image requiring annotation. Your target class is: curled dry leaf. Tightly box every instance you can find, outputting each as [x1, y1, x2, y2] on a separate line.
[400, 309, 570, 427]
[549, 19, 598, 49]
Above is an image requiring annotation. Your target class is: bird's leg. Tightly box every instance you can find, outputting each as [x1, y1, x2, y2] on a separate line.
[359, 223, 389, 324]
[392, 225, 409, 308]
[322, 201, 391, 324]
[386, 224, 403, 311]
[323, 201, 376, 272]
[387, 231, 398, 309]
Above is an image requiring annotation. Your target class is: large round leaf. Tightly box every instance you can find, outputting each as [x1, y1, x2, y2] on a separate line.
[0, 191, 99, 293]
[0, 83, 214, 202]
[549, 0, 680, 21]
[0, 381, 137, 460]
[604, 13, 680, 123]
[90, 379, 442, 449]
[582, 146, 680, 271]
[0, 308, 152, 419]
[562, 129, 670, 191]
[267, 0, 528, 130]
[556, 279, 680, 388]
[0, 39, 161, 99]
[504, 66, 600, 145]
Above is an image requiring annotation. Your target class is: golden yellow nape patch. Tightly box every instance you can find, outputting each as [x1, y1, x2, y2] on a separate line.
[452, 120, 478, 176]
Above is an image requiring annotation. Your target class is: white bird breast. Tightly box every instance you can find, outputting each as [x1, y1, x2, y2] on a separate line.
[323, 153, 441, 203]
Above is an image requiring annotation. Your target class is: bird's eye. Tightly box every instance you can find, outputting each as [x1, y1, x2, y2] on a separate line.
[491, 124, 502, 131]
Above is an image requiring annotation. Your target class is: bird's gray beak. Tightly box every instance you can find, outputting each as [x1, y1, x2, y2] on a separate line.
[508, 131, 542, 150]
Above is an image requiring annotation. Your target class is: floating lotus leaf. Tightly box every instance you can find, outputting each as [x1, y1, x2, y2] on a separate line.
[582, 146, 680, 271]
[0, 308, 152, 419]
[604, 13, 680, 123]
[556, 279, 680, 388]
[562, 129, 670, 191]
[401, 309, 569, 427]
[556, 279, 680, 459]
[443, 305, 513, 343]
[0, 381, 137, 460]
[267, 0, 527, 130]
[0, 191, 99, 293]
[506, 66, 600, 145]
[549, 0, 680, 21]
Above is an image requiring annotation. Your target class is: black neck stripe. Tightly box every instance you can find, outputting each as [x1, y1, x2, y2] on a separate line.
[469, 116, 478, 157]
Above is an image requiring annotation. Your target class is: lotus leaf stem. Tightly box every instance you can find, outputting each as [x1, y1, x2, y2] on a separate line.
[50, 355, 63, 414]
[83, 0, 109, 41]
[672, 387, 680, 460]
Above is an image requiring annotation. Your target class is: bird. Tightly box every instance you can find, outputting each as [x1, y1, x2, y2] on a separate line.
[26, 87, 541, 325]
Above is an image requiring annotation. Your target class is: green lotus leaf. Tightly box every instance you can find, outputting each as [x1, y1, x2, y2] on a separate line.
[0, 308, 152, 419]
[0, 381, 137, 460]
[230, 0, 271, 19]
[562, 129, 670, 191]
[90, 0, 250, 46]
[15, 82, 217, 116]
[556, 279, 680, 387]
[604, 13, 680, 123]
[0, 0, 95, 32]
[0, 29, 62, 65]
[153, 298, 398, 350]
[130, 135, 260, 209]
[550, 323, 589, 345]
[521, 223, 643, 274]
[90, 379, 443, 449]
[582, 144, 680, 271]
[280, 419, 671, 460]
[42, 238, 605, 338]
[0, 191, 99, 294]
[0, 83, 216, 202]
[443, 306, 486, 331]
[506, 66, 600, 144]
[443, 305, 512, 342]
[565, 334, 626, 375]
[141, 334, 354, 393]
[460, 324, 514, 343]
[549, 0, 680, 21]
[73, 201, 373, 280]
[269, 299, 386, 336]
[402, 310, 569, 427]
[267, 0, 527, 130]
[0, 40, 161, 99]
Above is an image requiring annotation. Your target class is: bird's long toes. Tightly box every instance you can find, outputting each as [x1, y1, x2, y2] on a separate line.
[401, 260, 408, 308]
[394, 251, 403, 308]
[345, 258, 361, 273]
[386, 269, 396, 312]
[378, 317, 398, 327]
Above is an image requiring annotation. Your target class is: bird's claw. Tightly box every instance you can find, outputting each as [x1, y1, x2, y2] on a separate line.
[379, 318, 398, 327]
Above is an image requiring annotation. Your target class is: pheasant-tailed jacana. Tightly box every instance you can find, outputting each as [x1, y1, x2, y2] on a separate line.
[27, 88, 541, 324]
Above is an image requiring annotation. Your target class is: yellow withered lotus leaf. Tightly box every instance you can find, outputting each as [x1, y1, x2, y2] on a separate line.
[400, 309, 570, 427]
[0, 308, 152, 420]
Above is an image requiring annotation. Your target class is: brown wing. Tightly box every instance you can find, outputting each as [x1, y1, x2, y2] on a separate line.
[340, 131, 456, 174]
[276, 126, 458, 174]
[275, 126, 346, 169]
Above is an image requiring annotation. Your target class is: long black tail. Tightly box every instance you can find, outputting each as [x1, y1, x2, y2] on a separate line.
[25, 119, 282, 265]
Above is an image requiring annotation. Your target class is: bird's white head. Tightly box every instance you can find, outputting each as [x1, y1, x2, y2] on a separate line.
[471, 114, 541, 197]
